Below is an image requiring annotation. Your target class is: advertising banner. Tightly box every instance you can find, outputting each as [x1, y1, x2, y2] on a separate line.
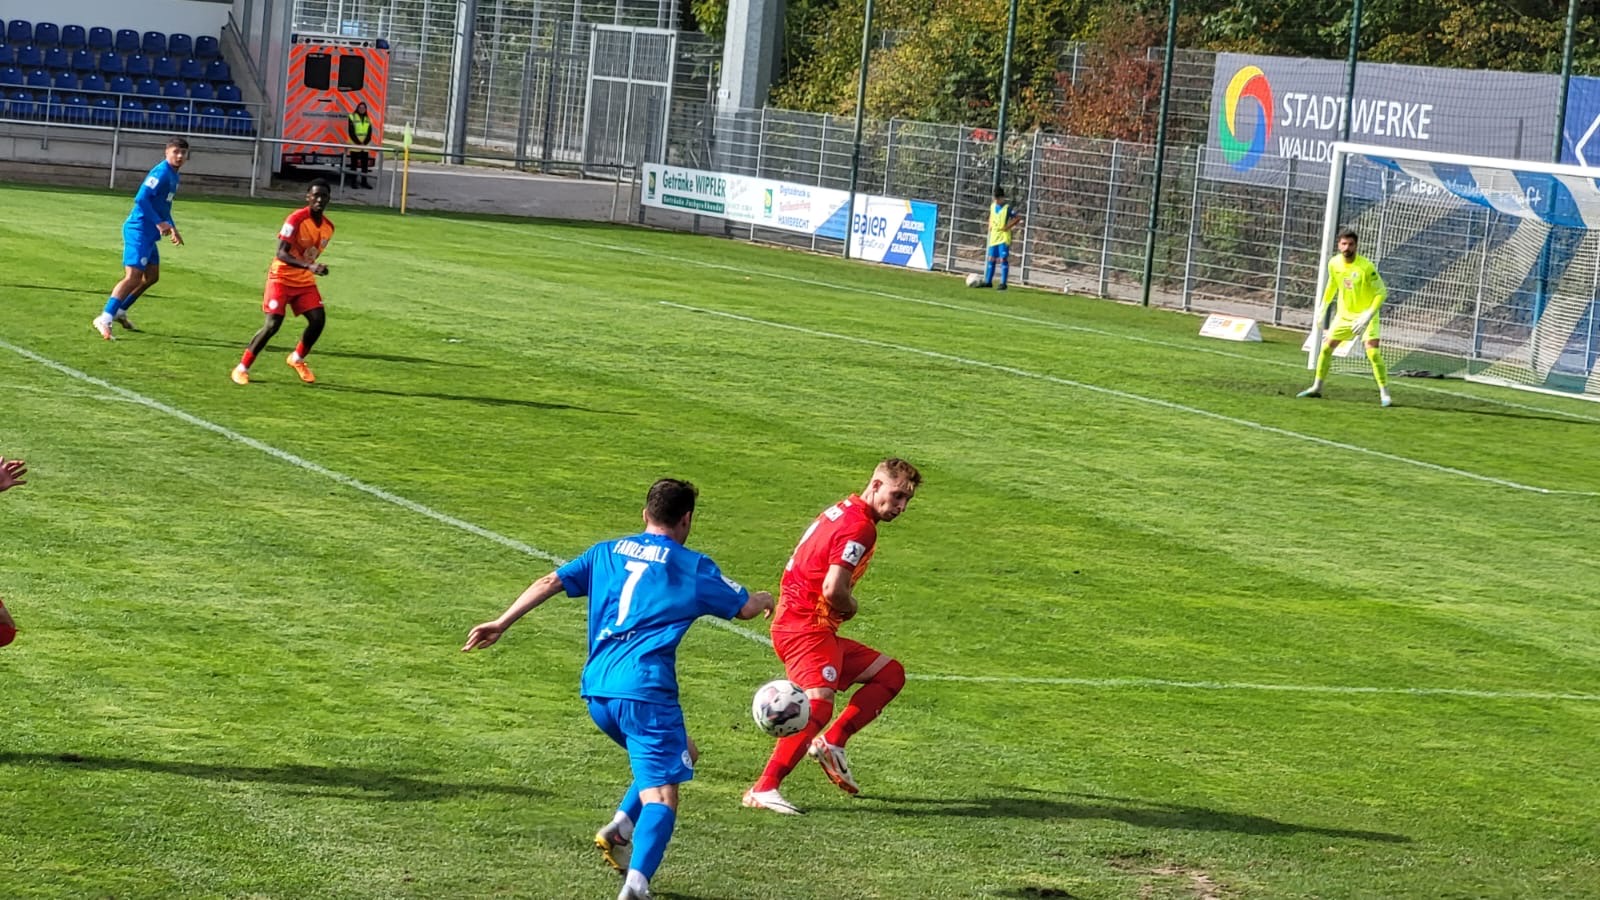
[1207, 53, 1559, 188]
[1559, 76, 1600, 167]
[642, 163, 938, 270]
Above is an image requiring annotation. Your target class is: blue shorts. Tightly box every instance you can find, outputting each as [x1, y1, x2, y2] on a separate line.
[122, 225, 159, 269]
[586, 696, 694, 789]
[987, 242, 1010, 260]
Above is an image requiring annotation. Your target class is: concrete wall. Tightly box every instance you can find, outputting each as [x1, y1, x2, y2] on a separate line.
[0, 0, 230, 39]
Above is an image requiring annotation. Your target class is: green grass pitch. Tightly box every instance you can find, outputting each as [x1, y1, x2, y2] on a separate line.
[2, 182, 1598, 899]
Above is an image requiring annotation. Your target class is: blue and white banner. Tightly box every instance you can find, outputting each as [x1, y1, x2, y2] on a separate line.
[641, 163, 938, 270]
[1361, 151, 1600, 230]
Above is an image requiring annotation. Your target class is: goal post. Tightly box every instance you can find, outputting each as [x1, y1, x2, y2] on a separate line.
[1311, 141, 1600, 401]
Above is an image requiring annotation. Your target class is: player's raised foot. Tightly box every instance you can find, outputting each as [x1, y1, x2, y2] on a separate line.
[92, 314, 115, 341]
[113, 312, 139, 332]
[286, 354, 315, 383]
[1296, 386, 1322, 399]
[594, 822, 632, 873]
[230, 366, 250, 385]
[808, 736, 859, 795]
[742, 787, 804, 815]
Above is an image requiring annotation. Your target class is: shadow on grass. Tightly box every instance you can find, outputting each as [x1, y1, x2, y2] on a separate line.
[0, 751, 549, 803]
[312, 381, 630, 414]
[160, 333, 487, 369]
[0, 282, 109, 298]
[855, 788, 1409, 843]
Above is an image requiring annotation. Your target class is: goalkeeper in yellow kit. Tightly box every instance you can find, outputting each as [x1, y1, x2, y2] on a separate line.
[1299, 228, 1392, 407]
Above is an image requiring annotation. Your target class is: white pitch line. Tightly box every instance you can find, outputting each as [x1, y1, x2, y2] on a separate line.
[547, 230, 1600, 425]
[659, 302, 1600, 497]
[6, 336, 1596, 705]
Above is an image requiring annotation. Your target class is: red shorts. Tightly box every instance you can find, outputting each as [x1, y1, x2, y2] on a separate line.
[772, 628, 884, 691]
[263, 282, 323, 317]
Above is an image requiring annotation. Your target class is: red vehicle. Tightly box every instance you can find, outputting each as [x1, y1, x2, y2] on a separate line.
[280, 33, 388, 166]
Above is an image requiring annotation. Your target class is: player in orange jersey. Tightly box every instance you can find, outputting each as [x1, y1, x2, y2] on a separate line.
[743, 458, 921, 815]
[232, 180, 335, 385]
[0, 455, 26, 647]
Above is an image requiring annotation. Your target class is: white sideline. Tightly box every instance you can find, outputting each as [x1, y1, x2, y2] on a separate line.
[658, 302, 1600, 497]
[552, 231, 1600, 426]
[5, 336, 1596, 705]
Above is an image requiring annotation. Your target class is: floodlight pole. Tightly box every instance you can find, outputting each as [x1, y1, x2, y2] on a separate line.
[843, 0, 876, 259]
[990, 0, 1020, 193]
[1554, 0, 1578, 163]
[1138, 0, 1178, 307]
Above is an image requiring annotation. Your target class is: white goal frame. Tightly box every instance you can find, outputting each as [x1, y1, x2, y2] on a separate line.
[1311, 141, 1600, 401]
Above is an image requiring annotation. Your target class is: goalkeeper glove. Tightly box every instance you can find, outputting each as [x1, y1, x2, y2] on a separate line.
[1351, 312, 1375, 336]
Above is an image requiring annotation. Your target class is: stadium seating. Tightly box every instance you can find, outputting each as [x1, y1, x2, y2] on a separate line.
[80, 73, 105, 93]
[124, 53, 149, 77]
[162, 79, 186, 98]
[167, 98, 191, 130]
[204, 59, 230, 83]
[15, 45, 40, 69]
[114, 29, 139, 54]
[98, 51, 122, 75]
[135, 77, 161, 98]
[146, 98, 170, 129]
[227, 105, 253, 136]
[167, 33, 192, 58]
[24, 69, 49, 89]
[217, 83, 241, 103]
[108, 75, 131, 95]
[153, 55, 178, 80]
[119, 96, 144, 128]
[188, 80, 213, 101]
[87, 27, 112, 51]
[33, 22, 59, 47]
[195, 102, 223, 131]
[0, 45, 11, 66]
[71, 48, 96, 73]
[52, 70, 75, 90]
[44, 47, 69, 70]
[8, 88, 35, 118]
[89, 94, 115, 125]
[194, 35, 218, 60]
[61, 24, 86, 50]
[142, 32, 165, 56]
[0, 66, 20, 87]
[6, 20, 31, 45]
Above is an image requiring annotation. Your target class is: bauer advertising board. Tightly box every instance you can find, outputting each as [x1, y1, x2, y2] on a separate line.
[641, 163, 939, 270]
[281, 34, 388, 166]
[1206, 52, 1558, 189]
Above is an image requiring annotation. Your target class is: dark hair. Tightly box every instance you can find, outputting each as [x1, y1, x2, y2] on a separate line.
[877, 457, 923, 488]
[1337, 228, 1359, 243]
[166, 136, 189, 150]
[308, 178, 332, 193]
[993, 187, 1007, 200]
[645, 478, 697, 525]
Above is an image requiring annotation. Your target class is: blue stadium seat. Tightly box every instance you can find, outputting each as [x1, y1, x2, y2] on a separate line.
[0, 45, 12, 67]
[6, 20, 31, 45]
[108, 75, 131, 95]
[98, 51, 122, 75]
[217, 83, 241, 103]
[167, 33, 192, 57]
[194, 35, 219, 60]
[135, 77, 160, 97]
[167, 98, 191, 130]
[188, 80, 213, 101]
[44, 47, 69, 70]
[376, 38, 389, 50]
[114, 29, 139, 54]
[146, 98, 171, 129]
[0, 66, 20, 87]
[80, 72, 105, 94]
[9, 88, 36, 118]
[47, 91, 75, 122]
[52, 70, 75, 90]
[124, 53, 149, 77]
[15, 45, 41, 68]
[33, 22, 59, 47]
[162, 79, 186, 98]
[228, 105, 254, 136]
[89, 93, 116, 125]
[24, 69, 49, 88]
[87, 26, 112, 51]
[179, 57, 204, 81]
[142, 31, 165, 56]
[61, 24, 85, 49]
[196, 102, 223, 132]
[71, 48, 95, 73]
[204, 59, 230, 82]
[153, 55, 178, 80]
[119, 96, 144, 128]
[61, 92, 88, 123]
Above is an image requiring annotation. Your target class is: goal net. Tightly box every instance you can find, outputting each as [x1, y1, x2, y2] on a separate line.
[1310, 142, 1600, 400]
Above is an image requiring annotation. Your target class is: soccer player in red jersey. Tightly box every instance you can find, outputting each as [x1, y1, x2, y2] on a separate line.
[232, 181, 334, 385]
[0, 455, 26, 647]
[743, 458, 921, 814]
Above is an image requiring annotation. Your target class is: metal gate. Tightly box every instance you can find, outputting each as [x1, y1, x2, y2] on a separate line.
[583, 25, 676, 172]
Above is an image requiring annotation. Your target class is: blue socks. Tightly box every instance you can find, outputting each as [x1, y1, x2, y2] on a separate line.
[999, 260, 1009, 288]
[629, 802, 676, 881]
[102, 296, 121, 316]
[983, 259, 995, 285]
[618, 783, 643, 825]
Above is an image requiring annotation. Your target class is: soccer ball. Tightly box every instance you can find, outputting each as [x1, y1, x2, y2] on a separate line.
[965, 272, 984, 288]
[751, 679, 809, 737]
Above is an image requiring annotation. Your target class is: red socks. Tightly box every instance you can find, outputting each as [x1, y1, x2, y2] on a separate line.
[824, 660, 905, 747]
[753, 697, 833, 792]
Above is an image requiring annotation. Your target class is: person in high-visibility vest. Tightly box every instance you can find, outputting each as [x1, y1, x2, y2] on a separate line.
[347, 102, 374, 188]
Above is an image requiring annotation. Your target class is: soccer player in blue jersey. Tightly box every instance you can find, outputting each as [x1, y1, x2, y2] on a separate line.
[463, 478, 775, 900]
[94, 137, 189, 340]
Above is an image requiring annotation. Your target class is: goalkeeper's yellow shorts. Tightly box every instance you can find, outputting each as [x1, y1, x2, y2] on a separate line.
[1328, 313, 1380, 342]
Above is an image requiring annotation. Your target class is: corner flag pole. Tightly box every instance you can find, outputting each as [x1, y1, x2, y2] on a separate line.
[400, 123, 414, 216]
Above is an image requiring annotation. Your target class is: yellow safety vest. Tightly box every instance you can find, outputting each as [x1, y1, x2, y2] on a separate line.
[348, 113, 371, 143]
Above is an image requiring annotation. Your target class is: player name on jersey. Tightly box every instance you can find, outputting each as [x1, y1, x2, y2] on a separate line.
[614, 539, 671, 563]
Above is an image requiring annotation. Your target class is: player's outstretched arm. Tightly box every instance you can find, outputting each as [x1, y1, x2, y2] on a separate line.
[463, 570, 565, 651]
[0, 457, 27, 492]
[735, 590, 775, 620]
